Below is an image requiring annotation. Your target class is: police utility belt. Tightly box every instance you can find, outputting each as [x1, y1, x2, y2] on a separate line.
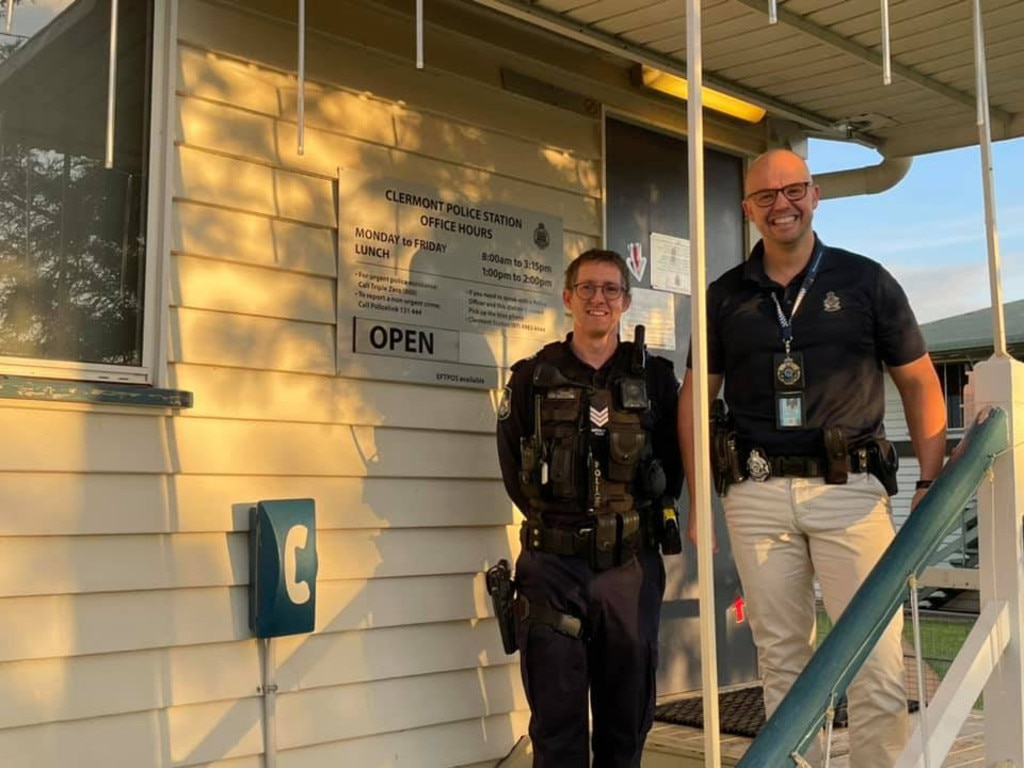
[520, 512, 644, 571]
[711, 413, 899, 496]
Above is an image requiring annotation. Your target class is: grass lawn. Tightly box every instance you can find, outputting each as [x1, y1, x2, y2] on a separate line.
[816, 607, 979, 707]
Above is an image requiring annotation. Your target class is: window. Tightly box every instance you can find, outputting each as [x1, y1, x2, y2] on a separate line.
[935, 361, 969, 430]
[0, 0, 153, 381]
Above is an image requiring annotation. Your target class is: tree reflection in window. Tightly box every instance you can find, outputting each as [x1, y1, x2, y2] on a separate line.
[0, 0, 150, 368]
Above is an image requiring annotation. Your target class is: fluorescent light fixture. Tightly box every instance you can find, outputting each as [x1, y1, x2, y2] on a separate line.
[640, 65, 766, 124]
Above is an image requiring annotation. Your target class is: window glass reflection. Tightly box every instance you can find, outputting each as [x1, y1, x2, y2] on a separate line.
[0, 0, 151, 367]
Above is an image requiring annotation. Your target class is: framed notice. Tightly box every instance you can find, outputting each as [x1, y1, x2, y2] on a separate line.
[337, 171, 565, 389]
[650, 231, 691, 295]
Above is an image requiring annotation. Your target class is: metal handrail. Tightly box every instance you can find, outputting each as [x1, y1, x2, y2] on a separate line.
[736, 406, 1010, 767]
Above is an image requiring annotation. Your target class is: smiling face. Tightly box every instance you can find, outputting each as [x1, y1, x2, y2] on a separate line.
[563, 259, 631, 341]
[742, 149, 820, 253]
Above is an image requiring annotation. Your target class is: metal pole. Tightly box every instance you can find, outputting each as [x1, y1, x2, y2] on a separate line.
[416, 0, 425, 68]
[686, 0, 721, 764]
[822, 693, 836, 767]
[971, 0, 1007, 356]
[908, 576, 932, 768]
[880, 0, 892, 85]
[768, 0, 777, 25]
[105, 0, 120, 169]
[297, 0, 305, 156]
[5, 0, 13, 35]
[261, 637, 278, 768]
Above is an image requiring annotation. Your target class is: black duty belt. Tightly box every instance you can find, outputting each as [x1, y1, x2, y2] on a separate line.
[520, 517, 647, 567]
[749, 449, 871, 479]
[521, 521, 594, 558]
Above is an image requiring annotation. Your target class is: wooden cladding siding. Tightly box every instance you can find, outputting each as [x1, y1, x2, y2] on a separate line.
[0, 0, 624, 763]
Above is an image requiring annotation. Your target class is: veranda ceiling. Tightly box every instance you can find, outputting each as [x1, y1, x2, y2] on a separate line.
[467, 0, 1024, 157]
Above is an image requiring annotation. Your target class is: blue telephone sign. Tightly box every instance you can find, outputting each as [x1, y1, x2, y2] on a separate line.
[249, 499, 318, 638]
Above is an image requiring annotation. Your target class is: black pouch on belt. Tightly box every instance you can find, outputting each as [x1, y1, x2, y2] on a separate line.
[591, 514, 619, 571]
[870, 438, 900, 496]
[823, 426, 849, 485]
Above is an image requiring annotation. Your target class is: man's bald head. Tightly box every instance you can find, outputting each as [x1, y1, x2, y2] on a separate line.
[744, 149, 813, 196]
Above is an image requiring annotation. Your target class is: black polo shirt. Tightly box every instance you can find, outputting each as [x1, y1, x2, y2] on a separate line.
[701, 235, 925, 455]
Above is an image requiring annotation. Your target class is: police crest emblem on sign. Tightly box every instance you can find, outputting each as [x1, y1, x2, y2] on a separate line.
[533, 222, 550, 249]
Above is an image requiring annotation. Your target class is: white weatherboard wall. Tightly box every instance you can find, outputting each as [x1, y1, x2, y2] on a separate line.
[0, 0, 595, 764]
[885, 376, 920, 529]
[885, 376, 973, 571]
[0, 0, 765, 764]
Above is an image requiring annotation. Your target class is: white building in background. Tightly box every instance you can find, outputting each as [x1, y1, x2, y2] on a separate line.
[883, 300, 1024, 610]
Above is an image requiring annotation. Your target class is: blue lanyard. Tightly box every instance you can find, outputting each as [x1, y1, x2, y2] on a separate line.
[770, 246, 824, 355]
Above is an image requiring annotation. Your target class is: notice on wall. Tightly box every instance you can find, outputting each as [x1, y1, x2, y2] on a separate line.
[338, 171, 565, 389]
[620, 287, 676, 351]
[650, 231, 691, 295]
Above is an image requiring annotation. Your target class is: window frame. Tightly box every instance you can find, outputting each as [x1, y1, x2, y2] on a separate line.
[934, 359, 970, 433]
[0, 0, 175, 387]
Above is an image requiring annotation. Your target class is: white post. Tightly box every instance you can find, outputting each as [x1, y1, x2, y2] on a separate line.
[686, 1, 721, 765]
[416, 0, 425, 69]
[297, 0, 306, 156]
[972, 0, 1007, 356]
[880, 0, 892, 85]
[104, 0, 120, 169]
[970, 356, 1024, 766]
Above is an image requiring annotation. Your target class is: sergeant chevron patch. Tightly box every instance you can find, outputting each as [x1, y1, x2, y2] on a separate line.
[590, 406, 609, 428]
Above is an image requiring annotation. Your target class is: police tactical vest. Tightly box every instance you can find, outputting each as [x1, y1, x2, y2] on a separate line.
[518, 341, 654, 521]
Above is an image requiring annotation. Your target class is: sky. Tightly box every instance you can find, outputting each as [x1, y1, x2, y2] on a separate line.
[806, 136, 1024, 324]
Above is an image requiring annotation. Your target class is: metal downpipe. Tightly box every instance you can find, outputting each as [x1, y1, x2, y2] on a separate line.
[815, 155, 912, 200]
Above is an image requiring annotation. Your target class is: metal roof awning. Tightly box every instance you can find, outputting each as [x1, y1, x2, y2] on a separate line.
[922, 299, 1024, 356]
[465, 0, 1024, 157]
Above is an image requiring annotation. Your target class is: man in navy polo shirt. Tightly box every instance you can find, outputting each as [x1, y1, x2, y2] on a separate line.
[679, 149, 946, 768]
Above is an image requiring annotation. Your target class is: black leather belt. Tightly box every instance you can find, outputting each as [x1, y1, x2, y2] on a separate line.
[752, 449, 871, 479]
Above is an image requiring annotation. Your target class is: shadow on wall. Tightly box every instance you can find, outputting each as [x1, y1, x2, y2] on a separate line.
[0, 1, 613, 761]
[159, 177, 551, 764]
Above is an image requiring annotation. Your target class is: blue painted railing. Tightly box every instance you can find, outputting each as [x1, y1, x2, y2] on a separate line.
[736, 406, 1010, 767]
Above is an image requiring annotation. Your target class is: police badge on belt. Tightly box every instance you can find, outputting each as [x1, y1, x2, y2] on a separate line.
[773, 350, 804, 430]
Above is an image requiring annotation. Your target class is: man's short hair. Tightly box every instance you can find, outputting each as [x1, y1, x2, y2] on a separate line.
[564, 249, 631, 293]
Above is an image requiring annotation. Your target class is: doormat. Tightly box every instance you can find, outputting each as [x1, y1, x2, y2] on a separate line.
[653, 686, 848, 739]
[655, 687, 919, 739]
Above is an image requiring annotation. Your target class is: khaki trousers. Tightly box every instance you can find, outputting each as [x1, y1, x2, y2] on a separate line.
[723, 473, 908, 768]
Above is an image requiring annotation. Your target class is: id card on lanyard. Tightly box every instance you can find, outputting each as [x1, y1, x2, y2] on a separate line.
[770, 246, 823, 430]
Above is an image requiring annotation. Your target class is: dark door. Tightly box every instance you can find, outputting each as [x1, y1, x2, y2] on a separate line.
[605, 116, 758, 695]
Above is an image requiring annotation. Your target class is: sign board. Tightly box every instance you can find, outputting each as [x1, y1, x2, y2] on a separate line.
[249, 499, 318, 638]
[338, 172, 565, 389]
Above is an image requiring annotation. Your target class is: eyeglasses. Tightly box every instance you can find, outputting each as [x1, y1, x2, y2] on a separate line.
[744, 181, 813, 208]
[573, 282, 626, 300]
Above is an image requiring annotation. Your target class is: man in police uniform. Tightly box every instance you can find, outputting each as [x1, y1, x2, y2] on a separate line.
[679, 149, 946, 768]
[496, 248, 683, 767]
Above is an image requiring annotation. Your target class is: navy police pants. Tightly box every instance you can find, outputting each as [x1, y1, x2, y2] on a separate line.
[513, 546, 665, 768]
